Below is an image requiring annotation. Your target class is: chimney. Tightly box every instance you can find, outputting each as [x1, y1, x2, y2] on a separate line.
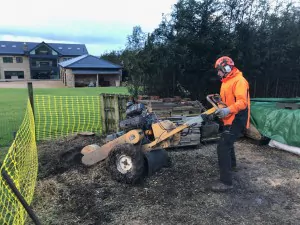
[23, 42, 28, 52]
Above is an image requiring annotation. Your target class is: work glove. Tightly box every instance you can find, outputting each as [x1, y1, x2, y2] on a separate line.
[215, 107, 230, 118]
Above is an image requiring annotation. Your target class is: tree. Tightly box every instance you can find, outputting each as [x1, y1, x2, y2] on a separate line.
[102, 0, 300, 99]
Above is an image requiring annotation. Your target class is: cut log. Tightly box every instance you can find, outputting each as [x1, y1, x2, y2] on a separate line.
[81, 144, 101, 154]
[244, 124, 262, 140]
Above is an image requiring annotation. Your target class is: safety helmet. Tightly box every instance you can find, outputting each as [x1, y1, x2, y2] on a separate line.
[214, 56, 234, 76]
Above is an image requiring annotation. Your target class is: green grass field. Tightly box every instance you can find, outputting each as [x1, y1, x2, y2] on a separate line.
[0, 87, 128, 160]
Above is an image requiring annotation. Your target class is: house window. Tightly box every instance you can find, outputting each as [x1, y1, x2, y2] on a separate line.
[3, 57, 13, 63]
[33, 45, 58, 55]
[4, 71, 25, 79]
[16, 57, 23, 63]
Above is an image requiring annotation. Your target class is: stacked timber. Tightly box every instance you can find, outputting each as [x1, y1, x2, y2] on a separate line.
[137, 96, 206, 118]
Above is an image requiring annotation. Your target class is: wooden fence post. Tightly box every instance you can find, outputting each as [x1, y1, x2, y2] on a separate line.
[99, 94, 107, 134]
[113, 95, 120, 132]
[27, 82, 34, 117]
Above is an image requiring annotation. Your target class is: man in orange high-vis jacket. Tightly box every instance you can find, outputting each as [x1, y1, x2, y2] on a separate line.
[210, 56, 250, 192]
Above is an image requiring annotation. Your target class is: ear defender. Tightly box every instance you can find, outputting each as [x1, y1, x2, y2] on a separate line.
[224, 65, 232, 73]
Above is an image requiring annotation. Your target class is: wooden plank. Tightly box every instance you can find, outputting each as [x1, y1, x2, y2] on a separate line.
[114, 95, 120, 132]
[99, 94, 107, 134]
[172, 106, 195, 111]
[137, 99, 163, 104]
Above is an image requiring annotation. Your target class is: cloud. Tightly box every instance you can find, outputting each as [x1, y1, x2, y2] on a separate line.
[0, 0, 177, 55]
[86, 43, 126, 56]
[0, 25, 127, 45]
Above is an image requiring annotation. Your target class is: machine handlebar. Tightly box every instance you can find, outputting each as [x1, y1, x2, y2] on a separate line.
[206, 94, 227, 109]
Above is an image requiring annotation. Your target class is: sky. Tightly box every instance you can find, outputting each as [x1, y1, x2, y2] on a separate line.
[0, 0, 177, 56]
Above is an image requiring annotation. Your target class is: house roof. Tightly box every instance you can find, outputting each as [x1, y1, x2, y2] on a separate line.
[0, 41, 88, 56]
[59, 55, 88, 67]
[48, 43, 88, 56]
[58, 54, 122, 69]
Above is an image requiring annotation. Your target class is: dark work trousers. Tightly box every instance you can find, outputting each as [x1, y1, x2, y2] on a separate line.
[217, 108, 248, 185]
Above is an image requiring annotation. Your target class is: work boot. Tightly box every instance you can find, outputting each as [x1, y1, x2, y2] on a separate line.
[210, 181, 233, 192]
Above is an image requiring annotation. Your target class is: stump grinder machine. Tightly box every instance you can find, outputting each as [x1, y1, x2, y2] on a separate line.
[78, 94, 227, 184]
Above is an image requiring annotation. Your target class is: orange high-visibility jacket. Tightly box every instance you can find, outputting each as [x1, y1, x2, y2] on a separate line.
[220, 67, 250, 128]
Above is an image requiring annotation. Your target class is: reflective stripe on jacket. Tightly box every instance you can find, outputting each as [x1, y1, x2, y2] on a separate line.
[220, 67, 250, 128]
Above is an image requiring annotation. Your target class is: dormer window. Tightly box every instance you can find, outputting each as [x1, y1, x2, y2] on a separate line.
[32, 44, 58, 56]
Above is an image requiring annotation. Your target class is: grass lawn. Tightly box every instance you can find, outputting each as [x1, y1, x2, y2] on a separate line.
[0, 87, 128, 160]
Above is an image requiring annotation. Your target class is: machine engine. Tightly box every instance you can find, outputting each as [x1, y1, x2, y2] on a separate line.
[119, 100, 157, 132]
[125, 103, 145, 117]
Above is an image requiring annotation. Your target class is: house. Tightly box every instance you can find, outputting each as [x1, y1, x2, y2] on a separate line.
[59, 54, 122, 87]
[0, 41, 88, 80]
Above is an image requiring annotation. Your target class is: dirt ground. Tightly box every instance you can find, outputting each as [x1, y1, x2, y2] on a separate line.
[29, 134, 300, 225]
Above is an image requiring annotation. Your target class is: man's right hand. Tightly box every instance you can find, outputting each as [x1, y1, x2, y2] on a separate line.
[215, 107, 230, 118]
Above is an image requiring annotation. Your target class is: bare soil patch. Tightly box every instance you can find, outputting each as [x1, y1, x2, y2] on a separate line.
[29, 135, 300, 225]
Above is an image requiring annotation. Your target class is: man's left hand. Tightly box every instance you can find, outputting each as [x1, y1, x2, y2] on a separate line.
[215, 107, 230, 118]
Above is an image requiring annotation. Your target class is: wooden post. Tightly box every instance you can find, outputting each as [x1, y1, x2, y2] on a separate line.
[96, 74, 99, 87]
[114, 95, 120, 132]
[64, 70, 67, 86]
[27, 82, 34, 117]
[62, 70, 64, 85]
[99, 94, 107, 134]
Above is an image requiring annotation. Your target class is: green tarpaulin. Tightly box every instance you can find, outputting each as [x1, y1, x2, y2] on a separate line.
[250, 98, 300, 147]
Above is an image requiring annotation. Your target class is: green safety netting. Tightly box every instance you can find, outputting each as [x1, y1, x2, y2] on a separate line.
[250, 98, 300, 147]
